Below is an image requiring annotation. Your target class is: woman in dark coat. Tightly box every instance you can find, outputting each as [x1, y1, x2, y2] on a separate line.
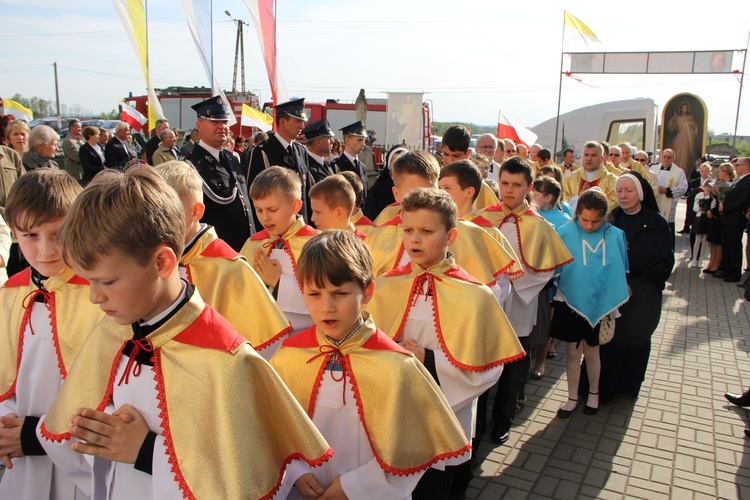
[79, 125, 106, 185]
[598, 172, 674, 402]
[363, 145, 407, 221]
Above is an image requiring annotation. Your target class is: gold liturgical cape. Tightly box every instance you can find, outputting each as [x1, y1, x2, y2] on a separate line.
[480, 202, 573, 273]
[472, 181, 499, 210]
[366, 257, 525, 371]
[240, 216, 318, 284]
[367, 211, 519, 284]
[373, 202, 401, 226]
[40, 290, 332, 500]
[1, 268, 104, 400]
[181, 226, 292, 350]
[463, 211, 524, 279]
[351, 209, 377, 236]
[270, 313, 470, 475]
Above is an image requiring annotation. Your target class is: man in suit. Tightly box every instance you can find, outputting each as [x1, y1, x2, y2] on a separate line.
[62, 118, 85, 181]
[715, 157, 750, 282]
[179, 128, 199, 158]
[144, 118, 170, 165]
[152, 129, 180, 166]
[331, 121, 368, 208]
[188, 96, 254, 251]
[475, 133, 499, 181]
[301, 119, 335, 183]
[104, 121, 137, 170]
[243, 98, 312, 227]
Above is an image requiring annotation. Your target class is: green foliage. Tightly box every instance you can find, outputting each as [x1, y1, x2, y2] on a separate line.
[433, 121, 496, 136]
[11, 93, 56, 117]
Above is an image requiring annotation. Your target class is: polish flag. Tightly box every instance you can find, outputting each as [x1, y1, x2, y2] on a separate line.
[497, 110, 538, 148]
[120, 102, 148, 132]
[244, 0, 288, 106]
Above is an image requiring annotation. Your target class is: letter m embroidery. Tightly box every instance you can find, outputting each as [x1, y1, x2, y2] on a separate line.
[582, 239, 606, 266]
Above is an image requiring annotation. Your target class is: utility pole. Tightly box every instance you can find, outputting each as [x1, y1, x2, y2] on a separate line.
[53, 62, 61, 129]
[226, 11, 249, 93]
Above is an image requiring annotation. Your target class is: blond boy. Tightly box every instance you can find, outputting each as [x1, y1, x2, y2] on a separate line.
[38, 167, 331, 499]
[241, 166, 319, 355]
[155, 161, 292, 359]
[309, 174, 367, 239]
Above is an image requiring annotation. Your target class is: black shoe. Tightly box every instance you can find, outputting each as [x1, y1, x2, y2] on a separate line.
[725, 391, 750, 407]
[583, 392, 599, 415]
[713, 271, 728, 278]
[491, 427, 510, 445]
[703, 268, 716, 274]
[556, 398, 578, 419]
[678, 228, 690, 234]
[723, 275, 741, 283]
[745, 428, 750, 439]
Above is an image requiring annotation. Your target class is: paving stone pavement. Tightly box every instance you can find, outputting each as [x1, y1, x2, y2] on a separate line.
[471, 200, 750, 499]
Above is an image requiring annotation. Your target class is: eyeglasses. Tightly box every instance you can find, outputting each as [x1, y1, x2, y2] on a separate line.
[635, 158, 648, 162]
[505, 149, 516, 153]
[609, 153, 621, 157]
[476, 145, 495, 151]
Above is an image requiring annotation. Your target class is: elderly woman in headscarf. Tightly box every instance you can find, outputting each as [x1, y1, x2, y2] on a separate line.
[363, 145, 408, 221]
[581, 171, 674, 404]
[23, 125, 60, 171]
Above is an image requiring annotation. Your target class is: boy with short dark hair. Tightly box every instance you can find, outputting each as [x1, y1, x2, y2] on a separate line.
[241, 166, 319, 354]
[308, 174, 366, 238]
[39, 166, 331, 499]
[271, 230, 470, 499]
[479, 156, 573, 445]
[0, 170, 101, 499]
[155, 161, 292, 359]
[366, 188, 524, 498]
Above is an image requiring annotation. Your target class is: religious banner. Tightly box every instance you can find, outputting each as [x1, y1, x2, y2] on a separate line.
[660, 93, 707, 174]
[385, 92, 423, 149]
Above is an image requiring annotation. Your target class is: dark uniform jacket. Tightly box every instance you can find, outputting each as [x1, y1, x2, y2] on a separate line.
[104, 137, 135, 170]
[306, 152, 335, 184]
[189, 143, 254, 252]
[331, 153, 367, 207]
[243, 132, 312, 227]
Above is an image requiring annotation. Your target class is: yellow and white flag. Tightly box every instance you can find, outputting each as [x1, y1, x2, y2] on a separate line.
[0, 98, 33, 122]
[564, 11, 601, 47]
[241, 103, 272, 132]
[112, 0, 165, 131]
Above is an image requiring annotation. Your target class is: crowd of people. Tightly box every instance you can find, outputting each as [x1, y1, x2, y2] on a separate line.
[0, 95, 748, 499]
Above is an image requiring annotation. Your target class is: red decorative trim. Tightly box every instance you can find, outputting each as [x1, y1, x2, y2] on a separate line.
[259, 447, 334, 500]
[295, 224, 319, 237]
[154, 350, 196, 500]
[250, 229, 271, 241]
[184, 264, 193, 284]
[200, 238, 240, 260]
[510, 217, 574, 273]
[484, 203, 503, 212]
[430, 286, 506, 372]
[4, 268, 31, 287]
[353, 228, 367, 240]
[390, 276, 425, 342]
[361, 329, 412, 355]
[382, 214, 402, 226]
[47, 293, 67, 379]
[0, 303, 27, 402]
[254, 324, 294, 352]
[383, 263, 412, 278]
[306, 357, 328, 416]
[67, 275, 89, 285]
[444, 265, 482, 285]
[347, 364, 471, 476]
[468, 215, 494, 227]
[173, 307, 246, 352]
[280, 240, 305, 294]
[391, 243, 406, 272]
[282, 326, 318, 348]
[355, 215, 376, 227]
[39, 421, 71, 443]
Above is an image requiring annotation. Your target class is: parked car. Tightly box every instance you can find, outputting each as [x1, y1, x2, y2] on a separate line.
[28, 117, 71, 132]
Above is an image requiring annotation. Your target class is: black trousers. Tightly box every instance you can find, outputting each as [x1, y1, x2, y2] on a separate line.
[412, 466, 455, 500]
[720, 223, 745, 278]
[491, 336, 530, 431]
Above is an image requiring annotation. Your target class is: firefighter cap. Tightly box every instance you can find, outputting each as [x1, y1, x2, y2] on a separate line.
[301, 119, 335, 141]
[191, 95, 232, 121]
[340, 121, 367, 137]
[272, 98, 308, 121]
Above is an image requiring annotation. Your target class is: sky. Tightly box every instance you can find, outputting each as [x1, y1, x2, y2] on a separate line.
[1, 0, 749, 138]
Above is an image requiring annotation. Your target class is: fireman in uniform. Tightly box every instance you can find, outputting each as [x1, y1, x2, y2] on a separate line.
[332, 121, 368, 208]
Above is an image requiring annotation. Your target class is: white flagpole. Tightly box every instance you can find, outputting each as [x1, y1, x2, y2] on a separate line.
[553, 10, 566, 157]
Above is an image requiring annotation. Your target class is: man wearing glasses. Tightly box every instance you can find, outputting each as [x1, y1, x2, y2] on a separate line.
[475, 133, 500, 181]
[649, 148, 688, 249]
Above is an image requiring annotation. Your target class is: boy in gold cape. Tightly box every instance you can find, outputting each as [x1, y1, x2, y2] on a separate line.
[38, 167, 331, 499]
[365, 188, 524, 498]
[338, 170, 378, 236]
[271, 230, 470, 499]
[0, 170, 101, 500]
[309, 174, 367, 239]
[155, 161, 292, 359]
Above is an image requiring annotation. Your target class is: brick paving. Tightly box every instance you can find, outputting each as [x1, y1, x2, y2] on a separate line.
[472, 200, 750, 499]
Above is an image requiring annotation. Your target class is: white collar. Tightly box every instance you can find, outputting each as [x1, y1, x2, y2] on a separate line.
[308, 151, 325, 164]
[198, 140, 222, 161]
[140, 280, 187, 326]
[344, 151, 358, 163]
[275, 134, 291, 150]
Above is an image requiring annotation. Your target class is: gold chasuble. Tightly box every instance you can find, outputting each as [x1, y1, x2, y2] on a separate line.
[562, 167, 619, 210]
[240, 216, 318, 288]
[472, 181, 499, 210]
[270, 313, 470, 474]
[373, 202, 401, 226]
[366, 258, 525, 371]
[351, 209, 377, 236]
[1, 268, 104, 401]
[40, 290, 332, 500]
[368, 211, 519, 284]
[181, 226, 292, 350]
[480, 202, 573, 273]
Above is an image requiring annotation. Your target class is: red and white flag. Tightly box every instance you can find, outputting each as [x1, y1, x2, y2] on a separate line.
[243, 0, 288, 106]
[497, 110, 538, 148]
[121, 102, 148, 132]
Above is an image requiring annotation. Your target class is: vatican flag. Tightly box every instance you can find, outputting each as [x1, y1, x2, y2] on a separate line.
[0, 98, 33, 122]
[564, 11, 601, 47]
